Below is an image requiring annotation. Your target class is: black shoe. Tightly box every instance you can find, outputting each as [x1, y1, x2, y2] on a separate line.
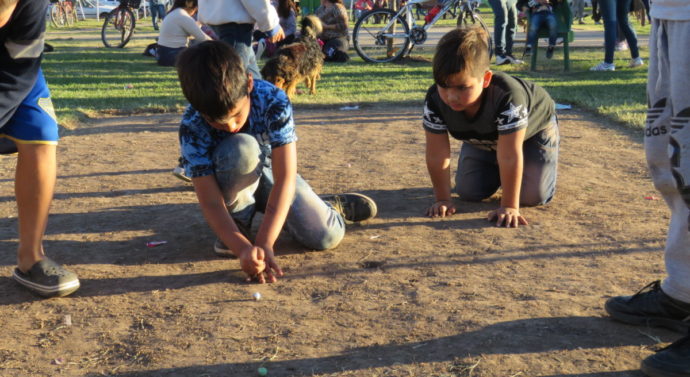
[13, 258, 80, 297]
[523, 46, 532, 57]
[321, 193, 377, 222]
[546, 46, 554, 59]
[641, 335, 690, 377]
[605, 281, 690, 333]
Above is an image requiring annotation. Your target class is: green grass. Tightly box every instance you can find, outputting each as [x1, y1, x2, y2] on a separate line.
[42, 13, 648, 130]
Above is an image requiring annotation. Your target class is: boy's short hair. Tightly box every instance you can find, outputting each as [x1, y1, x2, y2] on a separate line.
[0, 0, 18, 10]
[433, 26, 490, 86]
[176, 41, 249, 122]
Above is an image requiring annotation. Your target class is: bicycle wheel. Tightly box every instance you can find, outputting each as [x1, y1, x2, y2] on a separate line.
[457, 10, 494, 58]
[64, 1, 76, 26]
[101, 8, 135, 48]
[353, 9, 411, 63]
[50, 4, 65, 27]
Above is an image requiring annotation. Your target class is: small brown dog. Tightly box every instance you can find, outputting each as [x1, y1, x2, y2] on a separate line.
[261, 15, 324, 100]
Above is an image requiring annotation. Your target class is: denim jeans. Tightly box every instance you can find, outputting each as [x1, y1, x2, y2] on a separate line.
[156, 45, 184, 66]
[211, 23, 262, 79]
[488, 0, 518, 56]
[527, 11, 557, 47]
[148, 1, 165, 28]
[213, 133, 345, 250]
[455, 117, 560, 206]
[599, 0, 639, 63]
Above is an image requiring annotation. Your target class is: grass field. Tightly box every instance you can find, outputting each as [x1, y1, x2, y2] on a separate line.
[43, 10, 649, 130]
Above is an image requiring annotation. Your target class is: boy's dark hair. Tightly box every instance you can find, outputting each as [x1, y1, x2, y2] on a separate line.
[176, 41, 249, 122]
[170, 0, 198, 13]
[433, 27, 490, 86]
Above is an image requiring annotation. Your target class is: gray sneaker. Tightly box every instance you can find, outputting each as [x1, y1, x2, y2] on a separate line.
[213, 220, 251, 258]
[13, 258, 80, 297]
[321, 193, 377, 222]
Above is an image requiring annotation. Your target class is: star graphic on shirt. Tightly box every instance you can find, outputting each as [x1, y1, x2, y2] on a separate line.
[500, 103, 524, 123]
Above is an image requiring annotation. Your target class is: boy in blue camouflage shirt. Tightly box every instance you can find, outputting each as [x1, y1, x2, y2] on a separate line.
[176, 41, 376, 283]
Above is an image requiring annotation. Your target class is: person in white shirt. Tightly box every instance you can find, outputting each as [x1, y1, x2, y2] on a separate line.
[156, 0, 211, 66]
[197, 0, 284, 79]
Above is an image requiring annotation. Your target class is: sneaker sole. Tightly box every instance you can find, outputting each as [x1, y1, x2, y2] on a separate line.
[347, 192, 377, 221]
[605, 300, 690, 333]
[12, 268, 80, 297]
[172, 171, 192, 183]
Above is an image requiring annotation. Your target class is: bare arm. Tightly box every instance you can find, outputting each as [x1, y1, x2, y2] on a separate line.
[425, 130, 456, 217]
[254, 142, 297, 251]
[491, 128, 528, 227]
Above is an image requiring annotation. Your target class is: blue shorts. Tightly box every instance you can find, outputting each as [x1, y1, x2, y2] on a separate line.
[0, 69, 59, 152]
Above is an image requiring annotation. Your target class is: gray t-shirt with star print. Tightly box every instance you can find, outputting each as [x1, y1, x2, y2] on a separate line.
[422, 71, 555, 151]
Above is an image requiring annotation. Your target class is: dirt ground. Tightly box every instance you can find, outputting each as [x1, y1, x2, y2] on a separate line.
[0, 104, 677, 377]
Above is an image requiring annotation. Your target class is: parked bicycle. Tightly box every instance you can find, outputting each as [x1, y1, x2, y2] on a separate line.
[352, 0, 493, 63]
[49, 0, 77, 28]
[101, 0, 140, 48]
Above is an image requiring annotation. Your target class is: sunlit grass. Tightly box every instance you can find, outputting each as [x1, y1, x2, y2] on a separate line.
[43, 12, 648, 130]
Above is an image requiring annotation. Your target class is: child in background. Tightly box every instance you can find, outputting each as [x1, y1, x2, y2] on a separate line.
[523, 0, 558, 59]
[175, 41, 377, 283]
[423, 27, 559, 227]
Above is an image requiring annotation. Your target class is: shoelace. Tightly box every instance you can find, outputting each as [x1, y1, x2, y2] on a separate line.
[628, 280, 662, 302]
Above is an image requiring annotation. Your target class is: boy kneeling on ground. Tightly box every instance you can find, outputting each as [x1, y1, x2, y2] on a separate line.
[175, 41, 376, 283]
[423, 27, 559, 227]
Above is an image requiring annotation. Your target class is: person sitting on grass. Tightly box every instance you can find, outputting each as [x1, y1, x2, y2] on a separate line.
[423, 27, 559, 227]
[175, 41, 377, 283]
[523, 0, 559, 59]
[1, 0, 79, 297]
[156, 0, 211, 67]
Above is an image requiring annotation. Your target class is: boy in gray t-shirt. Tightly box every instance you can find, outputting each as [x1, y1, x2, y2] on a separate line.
[423, 27, 559, 228]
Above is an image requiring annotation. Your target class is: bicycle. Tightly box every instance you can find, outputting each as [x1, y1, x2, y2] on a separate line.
[101, 0, 140, 48]
[352, 0, 493, 63]
[49, 0, 76, 28]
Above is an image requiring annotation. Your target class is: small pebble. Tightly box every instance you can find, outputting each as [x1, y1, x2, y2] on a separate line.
[63, 315, 72, 326]
[253, 292, 262, 301]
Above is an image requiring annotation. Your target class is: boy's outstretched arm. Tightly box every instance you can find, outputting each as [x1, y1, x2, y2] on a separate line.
[425, 130, 456, 217]
[493, 128, 529, 227]
[253, 142, 296, 283]
[192, 176, 266, 277]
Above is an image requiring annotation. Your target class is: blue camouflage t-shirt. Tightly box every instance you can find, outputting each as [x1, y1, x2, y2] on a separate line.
[179, 79, 296, 178]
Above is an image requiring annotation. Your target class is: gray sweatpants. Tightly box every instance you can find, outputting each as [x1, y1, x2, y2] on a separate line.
[644, 18, 690, 303]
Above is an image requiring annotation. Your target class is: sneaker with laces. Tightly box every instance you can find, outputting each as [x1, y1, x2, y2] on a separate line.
[605, 281, 690, 333]
[13, 257, 80, 297]
[321, 193, 377, 222]
[590, 62, 616, 71]
[641, 334, 690, 377]
[629, 57, 645, 68]
[546, 45, 555, 59]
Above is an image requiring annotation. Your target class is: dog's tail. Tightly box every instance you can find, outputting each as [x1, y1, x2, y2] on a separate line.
[301, 15, 323, 40]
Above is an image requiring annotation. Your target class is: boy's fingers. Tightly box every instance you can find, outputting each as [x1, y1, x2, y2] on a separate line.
[519, 216, 529, 225]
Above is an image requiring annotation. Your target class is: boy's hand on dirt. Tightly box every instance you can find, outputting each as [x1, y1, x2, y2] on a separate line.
[269, 28, 285, 43]
[239, 246, 267, 281]
[426, 200, 456, 218]
[488, 207, 528, 228]
[256, 246, 284, 284]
